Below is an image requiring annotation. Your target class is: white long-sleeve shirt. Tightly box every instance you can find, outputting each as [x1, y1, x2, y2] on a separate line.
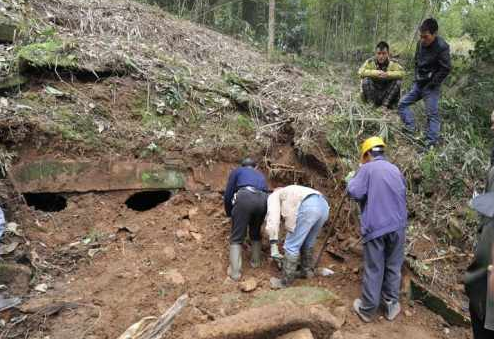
[265, 185, 321, 241]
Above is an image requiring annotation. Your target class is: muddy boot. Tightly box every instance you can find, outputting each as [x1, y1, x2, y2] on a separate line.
[0, 296, 21, 312]
[270, 253, 299, 289]
[227, 244, 242, 281]
[300, 247, 315, 279]
[250, 241, 262, 268]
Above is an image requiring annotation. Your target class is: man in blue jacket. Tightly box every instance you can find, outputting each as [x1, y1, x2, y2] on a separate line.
[224, 158, 268, 281]
[346, 137, 407, 322]
[398, 18, 451, 149]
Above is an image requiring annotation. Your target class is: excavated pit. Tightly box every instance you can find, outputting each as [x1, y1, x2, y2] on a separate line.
[124, 190, 172, 211]
[23, 192, 67, 212]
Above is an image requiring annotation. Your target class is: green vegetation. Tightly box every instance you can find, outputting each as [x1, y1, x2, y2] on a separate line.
[17, 39, 78, 69]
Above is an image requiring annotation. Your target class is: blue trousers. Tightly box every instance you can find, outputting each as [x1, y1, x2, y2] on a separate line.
[398, 82, 440, 145]
[284, 194, 330, 256]
[360, 229, 405, 315]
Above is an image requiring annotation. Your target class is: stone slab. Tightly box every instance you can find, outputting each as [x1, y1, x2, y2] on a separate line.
[0, 15, 18, 43]
[410, 279, 470, 327]
[10, 160, 185, 193]
[251, 286, 338, 308]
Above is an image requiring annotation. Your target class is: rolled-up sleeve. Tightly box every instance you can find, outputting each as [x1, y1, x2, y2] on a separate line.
[265, 192, 281, 241]
[347, 167, 369, 201]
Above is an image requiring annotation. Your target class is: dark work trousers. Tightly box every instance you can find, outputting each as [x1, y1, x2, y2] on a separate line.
[470, 301, 494, 339]
[230, 189, 268, 244]
[361, 78, 402, 108]
[360, 228, 406, 316]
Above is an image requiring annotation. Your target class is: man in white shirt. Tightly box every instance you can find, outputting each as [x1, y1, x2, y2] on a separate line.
[265, 185, 330, 289]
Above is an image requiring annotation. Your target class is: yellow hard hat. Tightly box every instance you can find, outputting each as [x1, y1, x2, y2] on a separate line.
[360, 136, 386, 162]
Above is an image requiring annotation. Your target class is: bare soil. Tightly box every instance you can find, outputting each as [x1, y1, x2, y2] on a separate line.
[1, 159, 471, 339]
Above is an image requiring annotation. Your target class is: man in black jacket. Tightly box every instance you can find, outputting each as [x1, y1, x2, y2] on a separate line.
[398, 18, 451, 149]
[464, 110, 494, 338]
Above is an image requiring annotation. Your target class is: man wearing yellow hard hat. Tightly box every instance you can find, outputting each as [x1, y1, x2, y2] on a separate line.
[345, 136, 407, 323]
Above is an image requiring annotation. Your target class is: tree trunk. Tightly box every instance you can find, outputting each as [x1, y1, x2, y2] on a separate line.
[268, 0, 275, 61]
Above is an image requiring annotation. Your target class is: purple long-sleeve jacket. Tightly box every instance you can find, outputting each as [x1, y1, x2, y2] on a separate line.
[347, 156, 407, 243]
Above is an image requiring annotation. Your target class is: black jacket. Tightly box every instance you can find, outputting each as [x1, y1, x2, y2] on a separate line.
[414, 36, 451, 87]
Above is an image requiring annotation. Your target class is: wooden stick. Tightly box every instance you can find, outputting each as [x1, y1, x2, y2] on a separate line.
[117, 294, 188, 339]
[422, 253, 467, 263]
[141, 294, 188, 339]
[314, 195, 347, 269]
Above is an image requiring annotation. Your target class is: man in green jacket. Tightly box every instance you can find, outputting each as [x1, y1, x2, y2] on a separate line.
[358, 41, 405, 109]
[464, 110, 494, 338]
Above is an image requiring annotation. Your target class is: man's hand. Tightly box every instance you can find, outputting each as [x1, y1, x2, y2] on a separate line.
[270, 242, 283, 269]
[377, 71, 388, 79]
[345, 171, 356, 184]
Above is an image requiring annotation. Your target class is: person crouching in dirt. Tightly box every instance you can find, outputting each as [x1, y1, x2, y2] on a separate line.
[265, 185, 330, 289]
[464, 110, 494, 338]
[224, 158, 269, 281]
[346, 137, 407, 322]
[358, 41, 405, 109]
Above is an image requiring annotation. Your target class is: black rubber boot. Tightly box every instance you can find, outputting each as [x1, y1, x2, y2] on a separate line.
[300, 247, 315, 279]
[270, 253, 299, 289]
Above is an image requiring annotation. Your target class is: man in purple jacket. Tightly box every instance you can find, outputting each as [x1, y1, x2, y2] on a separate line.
[346, 136, 407, 323]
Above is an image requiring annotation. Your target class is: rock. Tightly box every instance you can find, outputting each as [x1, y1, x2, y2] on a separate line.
[0, 15, 18, 43]
[240, 278, 258, 292]
[175, 228, 191, 241]
[188, 207, 199, 219]
[163, 246, 176, 260]
[0, 241, 19, 255]
[332, 306, 347, 328]
[10, 160, 185, 194]
[34, 283, 48, 293]
[331, 331, 344, 339]
[185, 302, 340, 339]
[404, 310, 413, 317]
[164, 269, 185, 285]
[0, 263, 31, 294]
[0, 74, 27, 93]
[190, 231, 203, 242]
[251, 286, 338, 309]
[182, 219, 191, 228]
[277, 328, 314, 339]
[317, 267, 335, 277]
[88, 248, 101, 258]
[410, 279, 470, 327]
